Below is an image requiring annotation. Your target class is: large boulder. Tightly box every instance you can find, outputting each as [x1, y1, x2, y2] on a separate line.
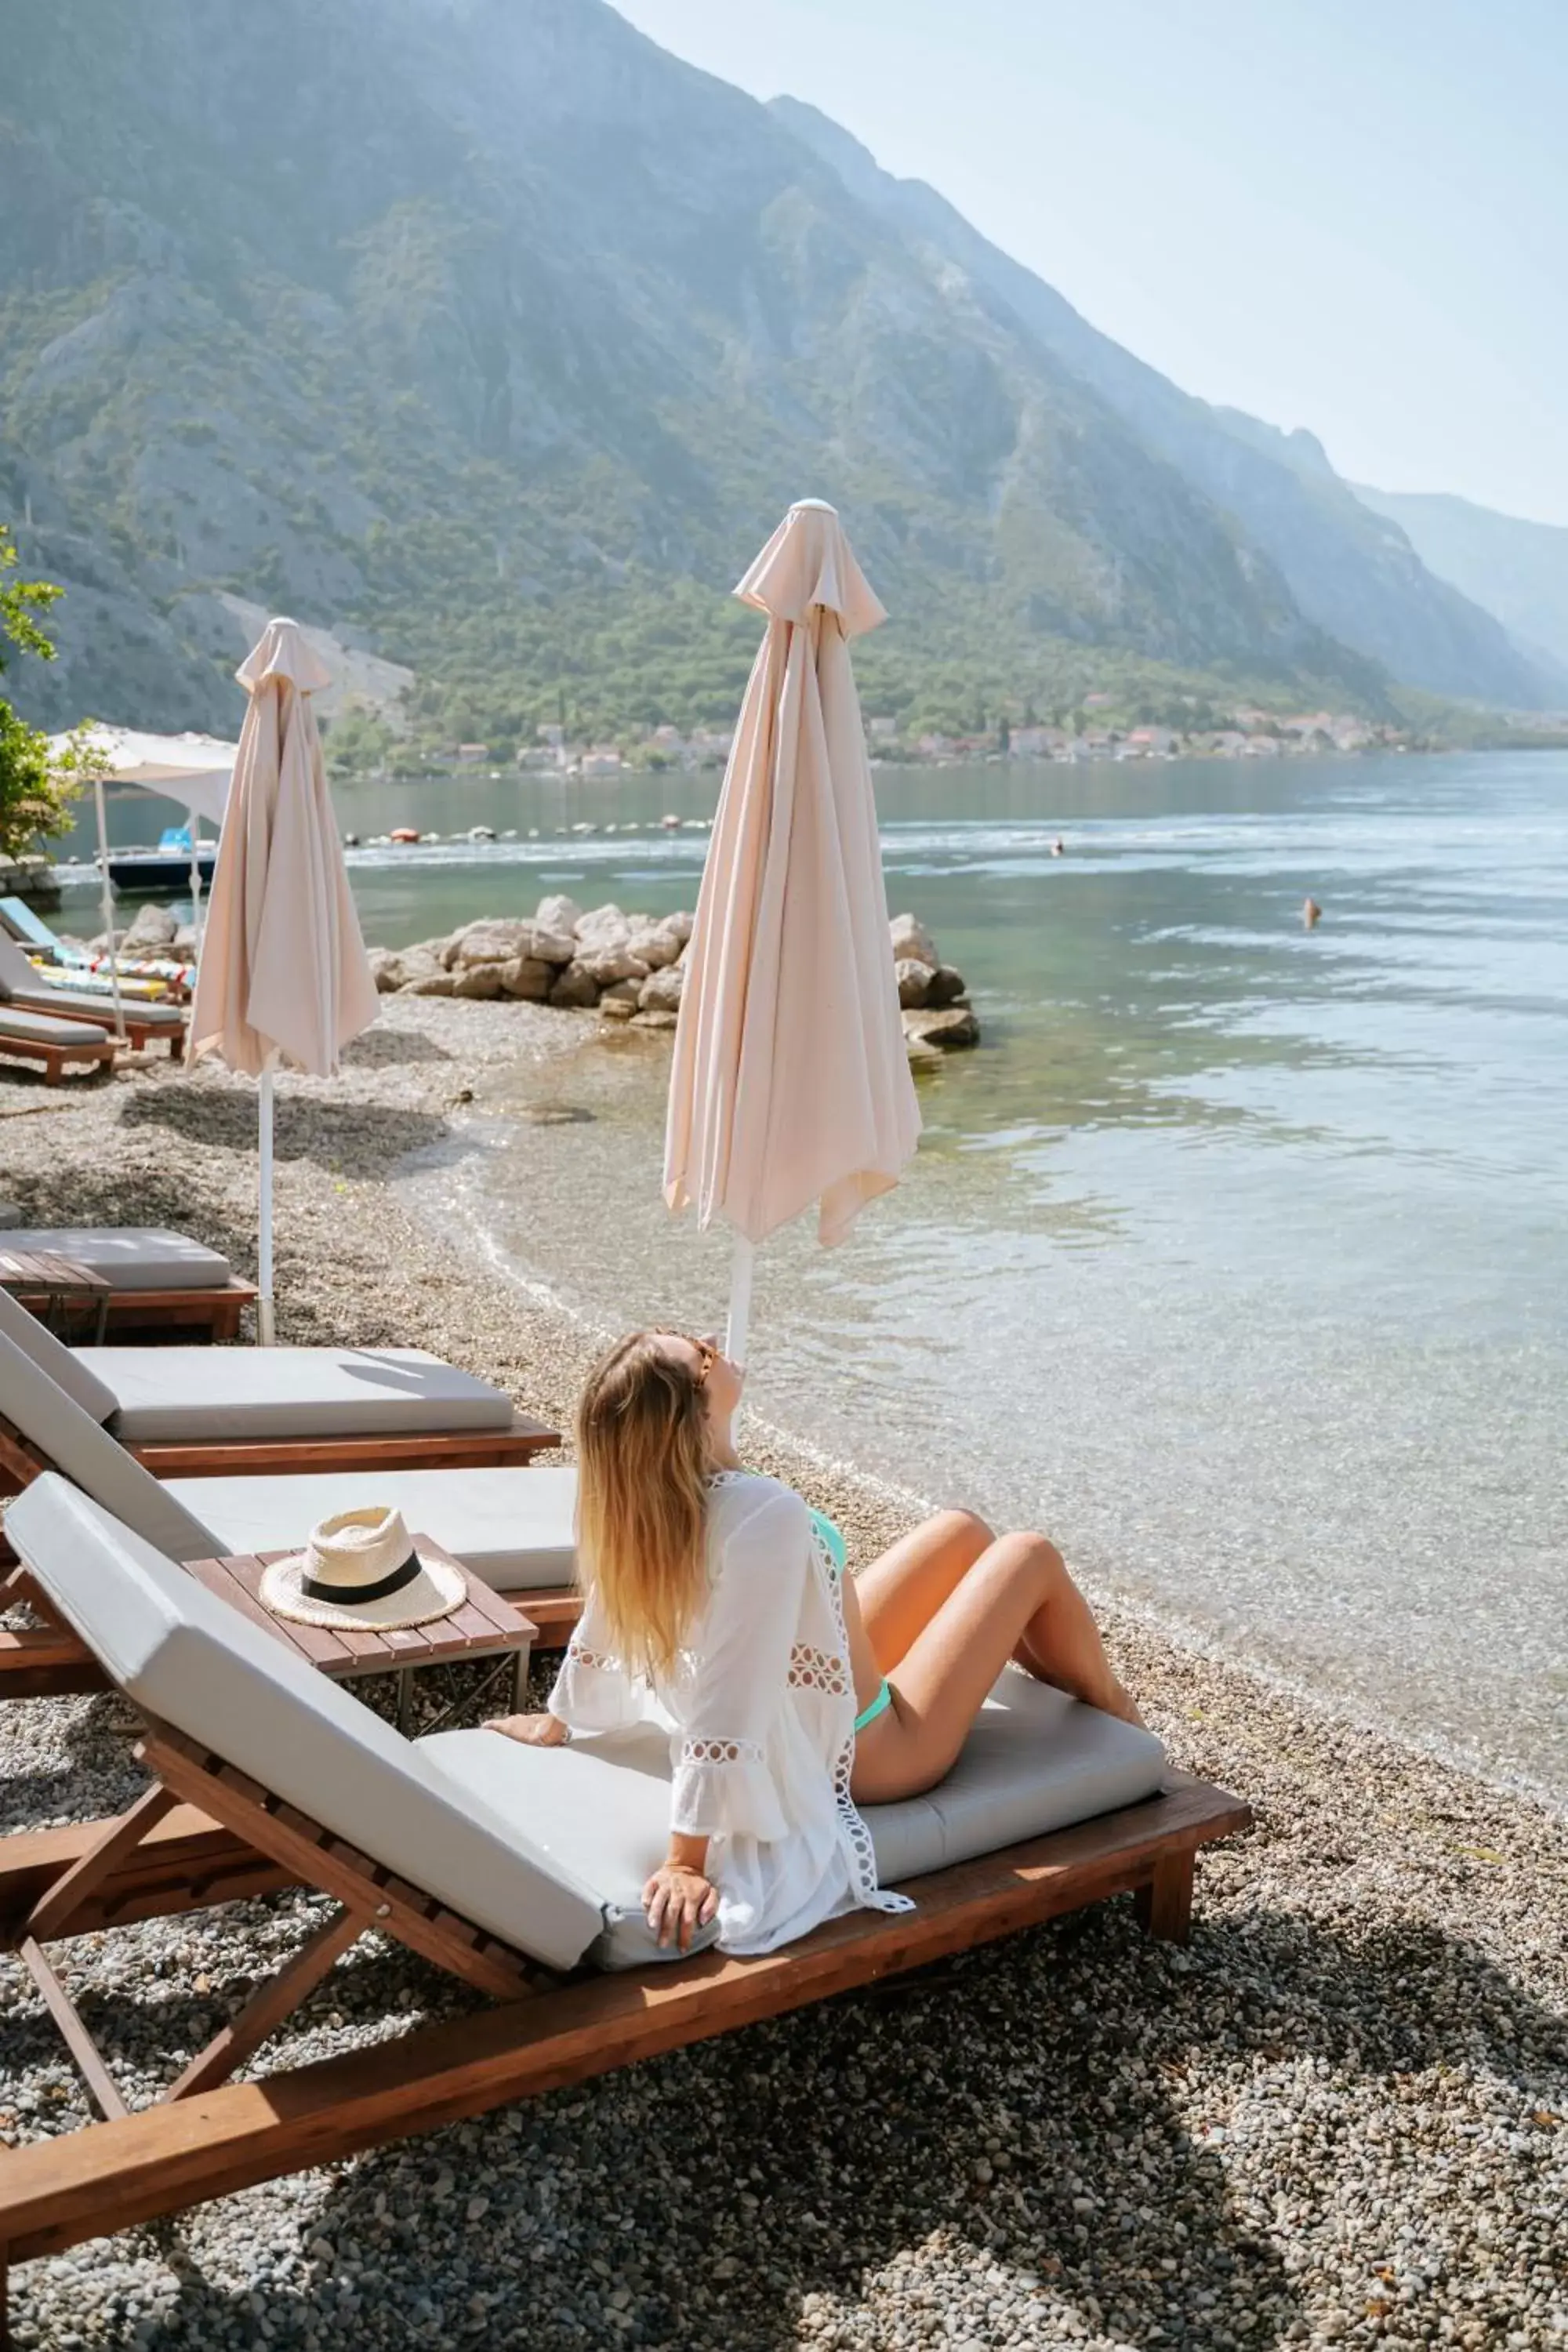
[389, 946, 449, 993]
[638, 963, 685, 1014]
[895, 957, 936, 1008]
[448, 918, 533, 968]
[527, 925, 579, 967]
[599, 995, 638, 1022]
[122, 903, 180, 950]
[499, 957, 553, 1001]
[535, 893, 583, 937]
[630, 1008, 679, 1032]
[904, 1004, 979, 1050]
[579, 946, 650, 988]
[663, 909, 695, 947]
[926, 965, 968, 1007]
[626, 924, 682, 971]
[889, 911, 938, 967]
[451, 961, 506, 1000]
[574, 902, 630, 945]
[367, 946, 405, 993]
[547, 961, 601, 1010]
[402, 967, 456, 997]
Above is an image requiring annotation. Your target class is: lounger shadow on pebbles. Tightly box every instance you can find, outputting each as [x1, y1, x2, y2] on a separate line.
[0, 1473, 1248, 2308]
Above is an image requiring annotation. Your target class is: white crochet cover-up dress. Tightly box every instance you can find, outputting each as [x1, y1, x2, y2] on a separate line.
[547, 1469, 913, 1955]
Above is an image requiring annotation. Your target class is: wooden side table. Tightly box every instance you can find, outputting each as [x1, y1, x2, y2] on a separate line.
[0, 1248, 111, 1344]
[180, 1536, 536, 1733]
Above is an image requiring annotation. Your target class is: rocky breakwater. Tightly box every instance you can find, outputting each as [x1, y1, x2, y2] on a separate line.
[369, 896, 980, 1060]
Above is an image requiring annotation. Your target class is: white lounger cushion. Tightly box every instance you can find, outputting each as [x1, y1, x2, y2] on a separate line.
[426, 1674, 1167, 1969]
[5, 1478, 607, 1973]
[175, 1466, 578, 1592]
[0, 1005, 110, 1047]
[2, 1228, 231, 1290]
[83, 1346, 517, 1443]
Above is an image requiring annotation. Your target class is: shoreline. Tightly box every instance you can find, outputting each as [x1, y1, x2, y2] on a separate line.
[0, 999, 1563, 2349]
[404, 1025, 1566, 1825]
[424, 1130, 1568, 1818]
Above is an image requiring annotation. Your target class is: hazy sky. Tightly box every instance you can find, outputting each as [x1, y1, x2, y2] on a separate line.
[612, 0, 1567, 528]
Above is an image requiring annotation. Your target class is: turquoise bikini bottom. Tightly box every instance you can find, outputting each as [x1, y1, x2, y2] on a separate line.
[809, 1507, 893, 1735]
[854, 1676, 894, 1735]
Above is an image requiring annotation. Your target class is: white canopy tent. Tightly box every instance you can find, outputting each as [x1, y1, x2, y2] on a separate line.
[46, 726, 238, 1039]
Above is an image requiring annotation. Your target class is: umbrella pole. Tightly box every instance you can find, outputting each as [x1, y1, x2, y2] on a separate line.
[189, 815, 204, 960]
[726, 1235, 756, 1367]
[257, 1070, 276, 1346]
[93, 777, 127, 1044]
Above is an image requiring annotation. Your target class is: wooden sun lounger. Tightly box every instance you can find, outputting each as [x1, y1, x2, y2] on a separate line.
[3, 996, 185, 1058]
[0, 1721, 1248, 2331]
[0, 1406, 562, 1502]
[0, 1029, 117, 1085]
[1, 1276, 258, 1345]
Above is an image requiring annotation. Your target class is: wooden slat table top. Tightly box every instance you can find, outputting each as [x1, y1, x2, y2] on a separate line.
[0, 1248, 113, 1298]
[179, 1537, 535, 1680]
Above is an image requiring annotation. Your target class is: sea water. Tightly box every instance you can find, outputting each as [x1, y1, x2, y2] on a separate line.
[66, 754, 1568, 1804]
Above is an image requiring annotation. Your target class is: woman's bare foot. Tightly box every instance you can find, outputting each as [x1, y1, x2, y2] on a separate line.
[1102, 1679, 1146, 1730]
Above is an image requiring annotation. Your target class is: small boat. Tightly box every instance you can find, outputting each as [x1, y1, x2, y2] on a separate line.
[107, 829, 218, 892]
[389, 827, 421, 845]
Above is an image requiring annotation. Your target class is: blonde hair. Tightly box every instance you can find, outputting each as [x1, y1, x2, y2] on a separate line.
[575, 1331, 712, 1679]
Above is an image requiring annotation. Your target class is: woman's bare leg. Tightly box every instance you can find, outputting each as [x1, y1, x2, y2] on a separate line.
[854, 1508, 996, 1670]
[850, 1531, 1142, 1806]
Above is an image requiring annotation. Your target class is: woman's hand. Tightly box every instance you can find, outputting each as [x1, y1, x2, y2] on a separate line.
[643, 1861, 719, 1951]
[483, 1711, 570, 1747]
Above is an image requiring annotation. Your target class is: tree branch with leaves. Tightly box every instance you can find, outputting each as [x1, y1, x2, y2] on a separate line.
[0, 524, 82, 862]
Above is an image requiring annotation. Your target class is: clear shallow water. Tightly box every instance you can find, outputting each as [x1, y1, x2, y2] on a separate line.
[64, 756, 1568, 1802]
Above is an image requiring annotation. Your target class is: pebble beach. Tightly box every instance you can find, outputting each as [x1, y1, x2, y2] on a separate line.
[0, 995, 1563, 2350]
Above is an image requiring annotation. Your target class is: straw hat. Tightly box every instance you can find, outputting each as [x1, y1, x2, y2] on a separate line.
[260, 1506, 464, 1632]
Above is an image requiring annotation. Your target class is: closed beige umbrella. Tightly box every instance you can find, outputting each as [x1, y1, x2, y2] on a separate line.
[664, 502, 920, 1357]
[187, 617, 378, 1341]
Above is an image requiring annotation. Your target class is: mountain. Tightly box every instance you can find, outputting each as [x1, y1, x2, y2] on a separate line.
[1351, 487, 1568, 685]
[0, 0, 1553, 746]
[768, 98, 1555, 713]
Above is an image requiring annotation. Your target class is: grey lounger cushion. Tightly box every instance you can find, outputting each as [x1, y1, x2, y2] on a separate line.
[0, 1281, 121, 1423]
[174, 1465, 578, 1593]
[1, 1228, 232, 1290]
[0, 1319, 573, 1581]
[0, 1005, 111, 1047]
[5, 1476, 606, 1973]
[426, 1672, 1167, 1969]
[10, 984, 183, 1028]
[85, 1346, 516, 1443]
[0, 1322, 216, 1555]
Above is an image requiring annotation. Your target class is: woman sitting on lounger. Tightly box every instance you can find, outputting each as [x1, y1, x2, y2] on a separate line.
[486, 1330, 1140, 1957]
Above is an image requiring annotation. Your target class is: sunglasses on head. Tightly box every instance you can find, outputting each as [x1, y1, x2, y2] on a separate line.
[650, 1328, 718, 1388]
